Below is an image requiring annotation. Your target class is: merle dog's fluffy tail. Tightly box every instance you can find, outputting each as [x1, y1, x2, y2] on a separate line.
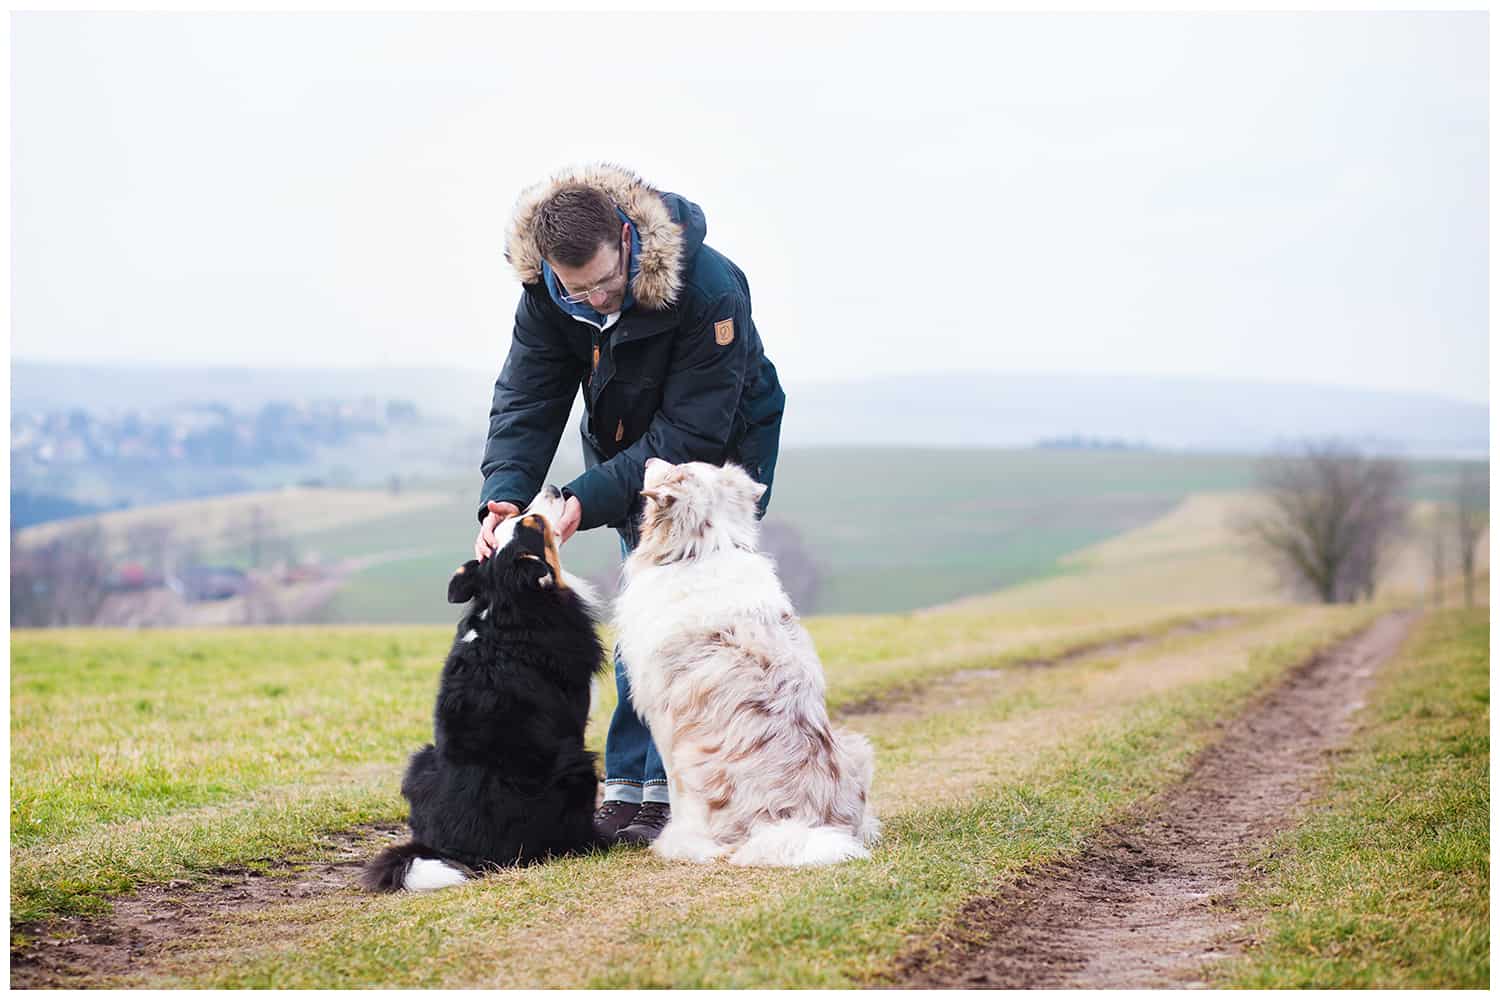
[360, 841, 476, 893]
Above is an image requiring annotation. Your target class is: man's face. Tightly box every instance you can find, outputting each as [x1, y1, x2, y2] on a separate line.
[551, 225, 630, 315]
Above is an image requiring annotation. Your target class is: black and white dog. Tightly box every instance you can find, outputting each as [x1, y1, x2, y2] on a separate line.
[361, 486, 607, 892]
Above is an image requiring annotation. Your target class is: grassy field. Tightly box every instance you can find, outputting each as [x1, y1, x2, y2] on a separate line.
[10, 450, 1489, 987]
[11, 602, 1397, 986]
[299, 447, 1266, 622]
[14, 485, 452, 561]
[1215, 607, 1489, 988]
[9, 601, 1231, 926]
[19, 586, 1479, 985]
[15, 448, 1484, 620]
[944, 494, 1480, 614]
[239, 449, 1489, 620]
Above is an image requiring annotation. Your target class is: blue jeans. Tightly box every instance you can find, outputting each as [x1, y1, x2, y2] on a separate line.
[603, 534, 669, 805]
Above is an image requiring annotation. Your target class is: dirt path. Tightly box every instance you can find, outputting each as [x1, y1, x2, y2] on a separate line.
[837, 614, 1242, 719]
[11, 610, 1364, 989]
[9, 613, 1248, 989]
[10, 824, 406, 989]
[888, 610, 1417, 989]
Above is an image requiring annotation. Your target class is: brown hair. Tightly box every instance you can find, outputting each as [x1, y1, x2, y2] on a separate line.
[532, 185, 619, 267]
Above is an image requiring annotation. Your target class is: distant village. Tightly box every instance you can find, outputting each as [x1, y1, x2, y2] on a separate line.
[10, 396, 433, 626]
[11, 397, 421, 469]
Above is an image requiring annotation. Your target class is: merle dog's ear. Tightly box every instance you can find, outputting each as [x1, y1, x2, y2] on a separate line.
[447, 560, 481, 604]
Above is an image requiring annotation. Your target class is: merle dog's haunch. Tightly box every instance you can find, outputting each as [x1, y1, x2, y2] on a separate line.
[362, 488, 606, 892]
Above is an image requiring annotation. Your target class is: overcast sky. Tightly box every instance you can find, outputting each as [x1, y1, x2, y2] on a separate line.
[11, 12, 1489, 403]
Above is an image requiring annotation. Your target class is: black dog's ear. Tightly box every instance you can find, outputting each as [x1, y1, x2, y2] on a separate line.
[447, 560, 481, 604]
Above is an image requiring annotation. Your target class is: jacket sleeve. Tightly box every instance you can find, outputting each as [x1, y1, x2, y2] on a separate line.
[563, 292, 750, 531]
[477, 292, 584, 523]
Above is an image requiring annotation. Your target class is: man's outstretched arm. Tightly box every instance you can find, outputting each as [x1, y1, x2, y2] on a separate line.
[475, 292, 583, 556]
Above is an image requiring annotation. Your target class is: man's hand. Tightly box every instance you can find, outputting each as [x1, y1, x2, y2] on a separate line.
[475, 500, 520, 561]
[558, 496, 582, 545]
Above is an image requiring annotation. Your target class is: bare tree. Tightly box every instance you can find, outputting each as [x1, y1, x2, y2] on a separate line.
[1429, 507, 1448, 608]
[241, 573, 285, 625]
[1239, 441, 1410, 604]
[248, 505, 268, 570]
[1455, 463, 1488, 608]
[11, 526, 111, 626]
[123, 518, 176, 578]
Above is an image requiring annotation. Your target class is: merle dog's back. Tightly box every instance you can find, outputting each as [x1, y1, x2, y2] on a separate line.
[362, 528, 605, 892]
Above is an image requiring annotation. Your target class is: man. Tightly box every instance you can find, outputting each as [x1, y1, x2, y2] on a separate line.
[473, 164, 786, 846]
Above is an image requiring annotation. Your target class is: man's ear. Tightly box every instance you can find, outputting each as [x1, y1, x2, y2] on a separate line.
[448, 560, 481, 604]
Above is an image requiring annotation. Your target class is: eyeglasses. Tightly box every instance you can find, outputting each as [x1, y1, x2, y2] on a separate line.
[558, 230, 630, 305]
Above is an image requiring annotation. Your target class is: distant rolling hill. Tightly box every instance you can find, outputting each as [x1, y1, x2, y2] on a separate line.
[18, 447, 1482, 622]
[778, 373, 1488, 457]
[13, 361, 1486, 457]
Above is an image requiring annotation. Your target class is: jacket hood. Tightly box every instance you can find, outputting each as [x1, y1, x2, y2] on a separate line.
[505, 163, 706, 311]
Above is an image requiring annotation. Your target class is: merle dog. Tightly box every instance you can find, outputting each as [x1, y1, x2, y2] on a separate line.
[361, 489, 606, 891]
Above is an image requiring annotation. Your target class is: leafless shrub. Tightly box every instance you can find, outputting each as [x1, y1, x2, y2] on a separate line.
[1428, 507, 1448, 608]
[10, 526, 110, 626]
[241, 573, 285, 625]
[1455, 463, 1489, 608]
[1238, 441, 1410, 604]
[122, 517, 200, 579]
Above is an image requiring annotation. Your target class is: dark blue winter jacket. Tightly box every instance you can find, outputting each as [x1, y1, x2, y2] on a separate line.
[480, 164, 785, 541]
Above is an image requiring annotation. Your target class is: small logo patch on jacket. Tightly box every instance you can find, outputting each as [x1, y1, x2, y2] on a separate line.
[714, 319, 735, 346]
[615, 419, 625, 442]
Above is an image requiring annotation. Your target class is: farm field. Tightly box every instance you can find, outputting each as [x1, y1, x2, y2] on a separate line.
[943, 493, 1483, 614]
[282, 447, 1270, 621]
[23, 447, 1480, 623]
[11, 560, 1489, 986]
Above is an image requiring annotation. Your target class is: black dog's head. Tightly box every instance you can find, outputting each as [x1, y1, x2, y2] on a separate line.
[449, 487, 570, 606]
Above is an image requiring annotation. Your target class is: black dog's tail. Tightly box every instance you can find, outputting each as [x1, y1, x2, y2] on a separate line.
[360, 841, 477, 893]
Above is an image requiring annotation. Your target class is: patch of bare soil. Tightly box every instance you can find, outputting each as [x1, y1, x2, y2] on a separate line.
[10, 823, 407, 989]
[886, 610, 1416, 989]
[838, 615, 1241, 719]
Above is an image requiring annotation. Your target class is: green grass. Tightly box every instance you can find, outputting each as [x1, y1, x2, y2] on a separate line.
[11, 782, 402, 928]
[152, 606, 1377, 987]
[8, 603, 1212, 928]
[303, 552, 474, 625]
[17, 593, 1461, 988]
[1215, 608, 1489, 988]
[10, 628, 440, 851]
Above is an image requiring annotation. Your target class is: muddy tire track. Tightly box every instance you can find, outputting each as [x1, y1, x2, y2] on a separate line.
[886, 610, 1417, 989]
[10, 823, 407, 989]
[838, 614, 1242, 719]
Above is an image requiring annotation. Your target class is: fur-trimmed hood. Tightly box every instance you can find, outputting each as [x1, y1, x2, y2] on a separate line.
[504, 164, 706, 311]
